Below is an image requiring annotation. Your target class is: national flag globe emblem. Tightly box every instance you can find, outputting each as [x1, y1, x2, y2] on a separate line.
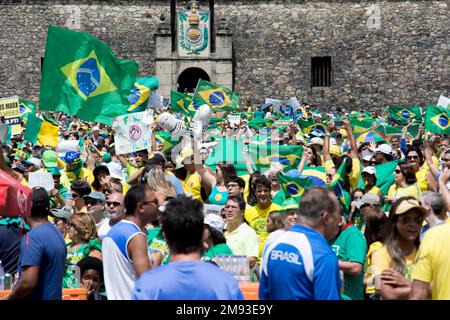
[286, 182, 300, 196]
[401, 110, 411, 118]
[19, 104, 26, 114]
[128, 85, 141, 104]
[209, 91, 225, 106]
[76, 58, 100, 97]
[438, 114, 449, 128]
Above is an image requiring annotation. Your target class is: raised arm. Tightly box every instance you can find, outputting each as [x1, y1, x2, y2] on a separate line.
[323, 120, 333, 162]
[438, 167, 450, 212]
[243, 145, 255, 175]
[193, 138, 217, 188]
[343, 120, 358, 159]
[423, 134, 439, 178]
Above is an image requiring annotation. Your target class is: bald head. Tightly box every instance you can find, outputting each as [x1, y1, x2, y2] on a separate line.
[106, 192, 125, 223]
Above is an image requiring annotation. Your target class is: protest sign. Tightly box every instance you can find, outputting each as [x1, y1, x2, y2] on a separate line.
[57, 140, 80, 158]
[274, 120, 292, 127]
[0, 96, 22, 135]
[203, 204, 224, 216]
[113, 109, 153, 155]
[228, 114, 241, 126]
[28, 172, 55, 192]
[264, 97, 300, 117]
[437, 95, 450, 109]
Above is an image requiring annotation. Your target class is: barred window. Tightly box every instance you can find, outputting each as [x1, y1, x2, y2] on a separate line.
[311, 57, 331, 87]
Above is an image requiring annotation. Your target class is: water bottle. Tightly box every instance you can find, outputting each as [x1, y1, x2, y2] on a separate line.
[0, 260, 5, 290]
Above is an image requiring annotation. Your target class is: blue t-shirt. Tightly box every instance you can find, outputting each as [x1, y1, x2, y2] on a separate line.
[167, 174, 184, 195]
[133, 260, 244, 300]
[18, 223, 67, 300]
[259, 224, 341, 300]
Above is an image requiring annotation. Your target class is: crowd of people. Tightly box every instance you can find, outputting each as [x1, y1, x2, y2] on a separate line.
[0, 100, 449, 301]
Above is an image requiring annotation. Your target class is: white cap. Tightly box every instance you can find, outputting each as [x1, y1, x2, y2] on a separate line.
[92, 126, 100, 131]
[309, 137, 324, 146]
[204, 214, 225, 233]
[374, 144, 392, 155]
[362, 166, 376, 175]
[362, 149, 374, 161]
[25, 157, 42, 169]
[107, 161, 124, 181]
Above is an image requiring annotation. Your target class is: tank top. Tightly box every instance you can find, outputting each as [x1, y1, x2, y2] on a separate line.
[208, 185, 228, 205]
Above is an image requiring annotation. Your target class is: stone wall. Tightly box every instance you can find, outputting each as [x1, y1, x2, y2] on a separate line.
[0, 0, 448, 111]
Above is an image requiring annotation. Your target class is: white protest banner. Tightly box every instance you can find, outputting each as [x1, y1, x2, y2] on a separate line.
[264, 97, 300, 117]
[28, 172, 54, 192]
[148, 92, 164, 109]
[203, 204, 224, 216]
[0, 96, 21, 135]
[0, 123, 9, 142]
[228, 114, 241, 126]
[437, 95, 450, 109]
[57, 140, 79, 158]
[113, 110, 153, 155]
[274, 120, 293, 127]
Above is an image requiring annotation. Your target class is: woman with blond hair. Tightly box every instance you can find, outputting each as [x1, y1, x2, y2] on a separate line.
[63, 212, 102, 288]
[146, 166, 176, 198]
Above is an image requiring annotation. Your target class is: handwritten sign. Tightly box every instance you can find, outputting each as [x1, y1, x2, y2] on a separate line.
[0, 96, 21, 135]
[28, 172, 55, 192]
[438, 95, 450, 109]
[113, 110, 153, 155]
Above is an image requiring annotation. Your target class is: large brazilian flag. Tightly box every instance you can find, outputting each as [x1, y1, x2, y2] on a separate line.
[39, 25, 138, 125]
[192, 79, 240, 112]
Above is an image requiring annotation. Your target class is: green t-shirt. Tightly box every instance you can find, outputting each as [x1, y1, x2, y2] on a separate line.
[254, 110, 265, 119]
[147, 227, 170, 265]
[203, 243, 233, 260]
[272, 190, 286, 206]
[330, 225, 367, 300]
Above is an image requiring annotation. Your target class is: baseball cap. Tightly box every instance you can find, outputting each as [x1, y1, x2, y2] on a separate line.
[83, 192, 106, 203]
[204, 214, 225, 233]
[22, 157, 42, 168]
[144, 153, 166, 166]
[330, 145, 342, 157]
[63, 151, 80, 163]
[362, 149, 374, 161]
[175, 148, 194, 169]
[50, 205, 73, 220]
[356, 193, 381, 209]
[393, 198, 427, 216]
[93, 165, 110, 177]
[309, 137, 324, 146]
[374, 144, 392, 155]
[362, 166, 376, 176]
[42, 150, 59, 168]
[92, 126, 100, 132]
[106, 162, 124, 180]
[102, 152, 112, 163]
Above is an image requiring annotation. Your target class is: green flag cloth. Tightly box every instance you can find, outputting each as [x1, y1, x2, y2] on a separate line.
[277, 173, 313, 200]
[170, 91, 192, 115]
[246, 144, 303, 173]
[358, 160, 399, 196]
[204, 137, 248, 176]
[18, 99, 36, 119]
[350, 118, 377, 134]
[127, 77, 159, 113]
[297, 119, 326, 135]
[386, 106, 422, 121]
[247, 118, 274, 130]
[24, 114, 59, 147]
[424, 105, 450, 135]
[39, 25, 138, 126]
[192, 79, 240, 112]
[154, 131, 179, 153]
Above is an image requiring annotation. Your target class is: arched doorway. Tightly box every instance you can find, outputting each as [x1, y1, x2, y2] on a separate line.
[177, 68, 210, 94]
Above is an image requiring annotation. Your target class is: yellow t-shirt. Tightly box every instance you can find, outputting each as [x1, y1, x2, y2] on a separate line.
[241, 174, 250, 202]
[63, 167, 95, 188]
[368, 186, 381, 196]
[365, 241, 383, 294]
[412, 223, 450, 300]
[371, 245, 417, 281]
[415, 166, 429, 192]
[387, 183, 421, 201]
[244, 202, 282, 258]
[324, 158, 360, 192]
[183, 172, 202, 201]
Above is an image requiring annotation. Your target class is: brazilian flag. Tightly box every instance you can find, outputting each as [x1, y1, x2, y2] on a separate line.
[18, 99, 36, 120]
[192, 80, 240, 112]
[297, 119, 326, 135]
[350, 118, 377, 135]
[154, 131, 179, 153]
[39, 25, 138, 126]
[127, 77, 159, 113]
[386, 106, 422, 121]
[424, 105, 450, 135]
[246, 144, 303, 172]
[247, 118, 274, 130]
[278, 174, 312, 200]
[170, 90, 192, 115]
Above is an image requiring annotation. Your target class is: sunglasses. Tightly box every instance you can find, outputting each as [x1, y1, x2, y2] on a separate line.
[106, 201, 122, 207]
[398, 215, 424, 225]
[394, 169, 401, 174]
[407, 156, 419, 160]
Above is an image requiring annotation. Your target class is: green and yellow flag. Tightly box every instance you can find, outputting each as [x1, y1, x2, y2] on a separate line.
[278, 174, 312, 199]
[247, 144, 303, 172]
[18, 99, 36, 119]
[127, 77, 159, 113]
[24, 114, 59, 147]
[424, 105, 450, 135]
[247, 118, 274, 130]
[192, 80, 240, 112]
[170, 91, 192, 115]
[39, 25, 138, 125]
[297, 119, 326, 135]
[154, 131, 179, 153]
[386, 106, 422, 121]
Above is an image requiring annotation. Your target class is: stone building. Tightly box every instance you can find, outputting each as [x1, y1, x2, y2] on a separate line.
[0, 0, 448, 112]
